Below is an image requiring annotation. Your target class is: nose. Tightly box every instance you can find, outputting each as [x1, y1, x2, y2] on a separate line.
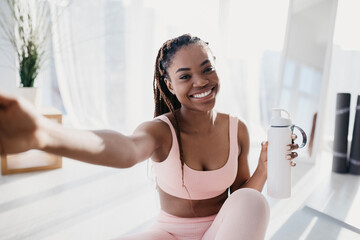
[193, 75, 209, 88]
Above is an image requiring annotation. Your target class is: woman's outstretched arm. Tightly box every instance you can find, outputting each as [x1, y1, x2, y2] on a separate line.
[0, 90, 162, 168]
[41, 121, 162, 168]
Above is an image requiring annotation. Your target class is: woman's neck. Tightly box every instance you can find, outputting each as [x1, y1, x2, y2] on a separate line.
[177, 108, 217, 134]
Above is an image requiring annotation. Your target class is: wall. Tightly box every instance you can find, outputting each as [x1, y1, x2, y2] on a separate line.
[0, 0, 16, 93]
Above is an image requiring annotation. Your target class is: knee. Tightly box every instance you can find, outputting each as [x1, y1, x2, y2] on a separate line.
[228, 188, 270, 219]
[215, 189, 270, 240]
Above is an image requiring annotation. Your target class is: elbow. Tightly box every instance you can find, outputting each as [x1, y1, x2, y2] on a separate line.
[123, 159, 137, 168]
[120, 142, 148, 168]
[117, 156, 140, 168]
[113, 139, 148, 168]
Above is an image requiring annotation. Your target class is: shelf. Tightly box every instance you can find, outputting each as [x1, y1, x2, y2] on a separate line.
[1, 106, 63, 175]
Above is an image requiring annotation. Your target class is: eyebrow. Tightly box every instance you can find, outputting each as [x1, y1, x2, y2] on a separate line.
[175, 59, 210, 73]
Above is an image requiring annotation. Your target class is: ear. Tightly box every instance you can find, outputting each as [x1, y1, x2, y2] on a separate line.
[164, 78, 175, 94]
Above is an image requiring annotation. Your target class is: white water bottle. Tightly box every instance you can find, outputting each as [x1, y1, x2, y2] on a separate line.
[267, 109, 293, 198]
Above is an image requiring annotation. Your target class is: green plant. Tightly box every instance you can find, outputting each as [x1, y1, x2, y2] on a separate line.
[0, 0, 52, 87]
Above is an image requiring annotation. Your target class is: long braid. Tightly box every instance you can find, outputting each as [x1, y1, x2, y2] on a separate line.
[153, 41, 185, 186]
[153, 34, 206, 216]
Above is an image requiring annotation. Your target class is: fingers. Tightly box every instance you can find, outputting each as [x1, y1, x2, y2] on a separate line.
[266, 140, 298, 167]
[260, 141, 268, 155]
[287, 143, 299, 151]
[286, 149, 298, 167]
[286, 151, 298, 160]
[259, 141, 268, 163]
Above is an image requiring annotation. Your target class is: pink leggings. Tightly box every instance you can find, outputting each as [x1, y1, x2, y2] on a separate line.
[119, 188, 270, 240]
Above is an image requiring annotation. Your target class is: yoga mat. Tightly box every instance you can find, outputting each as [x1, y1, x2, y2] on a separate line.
[349, 95, 360, 175]
[332, 93, 351, 173]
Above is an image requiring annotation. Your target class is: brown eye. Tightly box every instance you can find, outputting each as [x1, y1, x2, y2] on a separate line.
[204, 66, 214, 73]
[180, 74, 191, 80]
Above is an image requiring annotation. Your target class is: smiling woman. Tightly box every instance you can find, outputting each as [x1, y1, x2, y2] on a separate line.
[0, 34, 302, 239]
[164, 45, 219, 111]
[122, 33, 280, 239]
[1, 0, 333, 238]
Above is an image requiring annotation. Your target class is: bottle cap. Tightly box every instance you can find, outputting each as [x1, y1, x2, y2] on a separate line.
[270, 108, 292, 126]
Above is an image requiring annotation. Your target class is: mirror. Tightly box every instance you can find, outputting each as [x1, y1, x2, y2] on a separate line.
[276, 0, 338, 162]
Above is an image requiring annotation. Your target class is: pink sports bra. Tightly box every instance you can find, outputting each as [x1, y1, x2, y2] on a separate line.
[152, 115, 239, 200]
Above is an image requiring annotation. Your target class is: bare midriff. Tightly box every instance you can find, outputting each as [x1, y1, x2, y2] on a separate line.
[157, 187, 229, 218]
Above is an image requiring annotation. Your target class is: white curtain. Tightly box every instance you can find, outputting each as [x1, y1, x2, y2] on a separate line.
[46, 0, 290, 236]
[49, 0, 289, 139]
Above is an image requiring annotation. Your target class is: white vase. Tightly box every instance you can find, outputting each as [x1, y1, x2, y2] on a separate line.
[16, 87, 40, 106]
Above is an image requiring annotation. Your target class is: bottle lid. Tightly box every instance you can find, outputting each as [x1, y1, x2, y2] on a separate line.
[270, 108, 292, 126]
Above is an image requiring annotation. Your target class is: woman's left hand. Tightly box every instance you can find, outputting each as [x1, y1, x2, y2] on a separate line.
[257, 134, 300, 176]
[286, 133, 300, 167]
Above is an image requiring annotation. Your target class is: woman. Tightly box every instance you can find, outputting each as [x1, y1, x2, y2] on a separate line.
[0, 34, 298, 239]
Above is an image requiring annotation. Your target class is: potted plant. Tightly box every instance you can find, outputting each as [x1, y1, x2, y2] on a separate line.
[0, 0, 52, 105]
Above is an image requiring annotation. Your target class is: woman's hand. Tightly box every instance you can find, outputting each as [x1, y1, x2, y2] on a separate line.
[257, 134, 300, 176]
[257, 141, 268, 176]
[287, 134, 300, 167]
[0, 91, 45, 155]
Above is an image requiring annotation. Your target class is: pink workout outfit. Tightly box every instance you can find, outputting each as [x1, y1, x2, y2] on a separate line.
[120, 115, 270, 240]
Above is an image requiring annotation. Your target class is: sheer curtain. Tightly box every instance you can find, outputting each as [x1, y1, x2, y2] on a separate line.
[50, 0, 109, 129]
[49, 0, 289, 139]
[45, 0, 290, 236]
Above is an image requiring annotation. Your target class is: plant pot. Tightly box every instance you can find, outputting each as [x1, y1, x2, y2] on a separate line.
[16, 87, 39, 106]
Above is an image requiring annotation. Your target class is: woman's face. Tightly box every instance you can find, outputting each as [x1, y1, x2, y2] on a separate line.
[165, 44, 219, 113]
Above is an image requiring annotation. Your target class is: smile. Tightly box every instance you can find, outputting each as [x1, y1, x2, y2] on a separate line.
[192, 89, 212, 99]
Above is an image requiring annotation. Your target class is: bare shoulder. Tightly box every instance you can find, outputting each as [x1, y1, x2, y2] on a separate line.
[231, 116, 250, 155]
[132, 114, 173, 161]
[238, 116, 250, 156]
[236, 117, 249, 136]
[133, 115, 172, 141]
[214, 112, 231, 126]
[216, 112, 248, 134]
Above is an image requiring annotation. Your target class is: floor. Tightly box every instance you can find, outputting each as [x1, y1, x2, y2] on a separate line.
[0, 159, 160, 240]
[265, 150, 360, 240]
[0, 147, 359, 240]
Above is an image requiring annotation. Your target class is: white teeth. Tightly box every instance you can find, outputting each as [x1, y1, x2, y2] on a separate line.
[193, 89, 212, 98]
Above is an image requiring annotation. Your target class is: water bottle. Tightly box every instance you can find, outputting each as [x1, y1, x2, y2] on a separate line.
[267, 109, 307, 198]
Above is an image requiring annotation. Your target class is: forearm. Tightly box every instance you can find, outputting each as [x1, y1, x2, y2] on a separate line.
[38, 119, 139, 168]
[240, 167, 267, 192]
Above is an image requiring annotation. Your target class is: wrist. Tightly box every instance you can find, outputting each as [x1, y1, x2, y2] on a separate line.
[35, 117, 56, 151]
[255, 165, 268, 179]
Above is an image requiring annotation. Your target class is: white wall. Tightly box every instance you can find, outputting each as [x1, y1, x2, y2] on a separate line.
[0, 0, 17, 93]
[324, 0, 360, 143]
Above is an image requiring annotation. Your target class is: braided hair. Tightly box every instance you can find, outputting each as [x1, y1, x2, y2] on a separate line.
[153, 34, 209, 199]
